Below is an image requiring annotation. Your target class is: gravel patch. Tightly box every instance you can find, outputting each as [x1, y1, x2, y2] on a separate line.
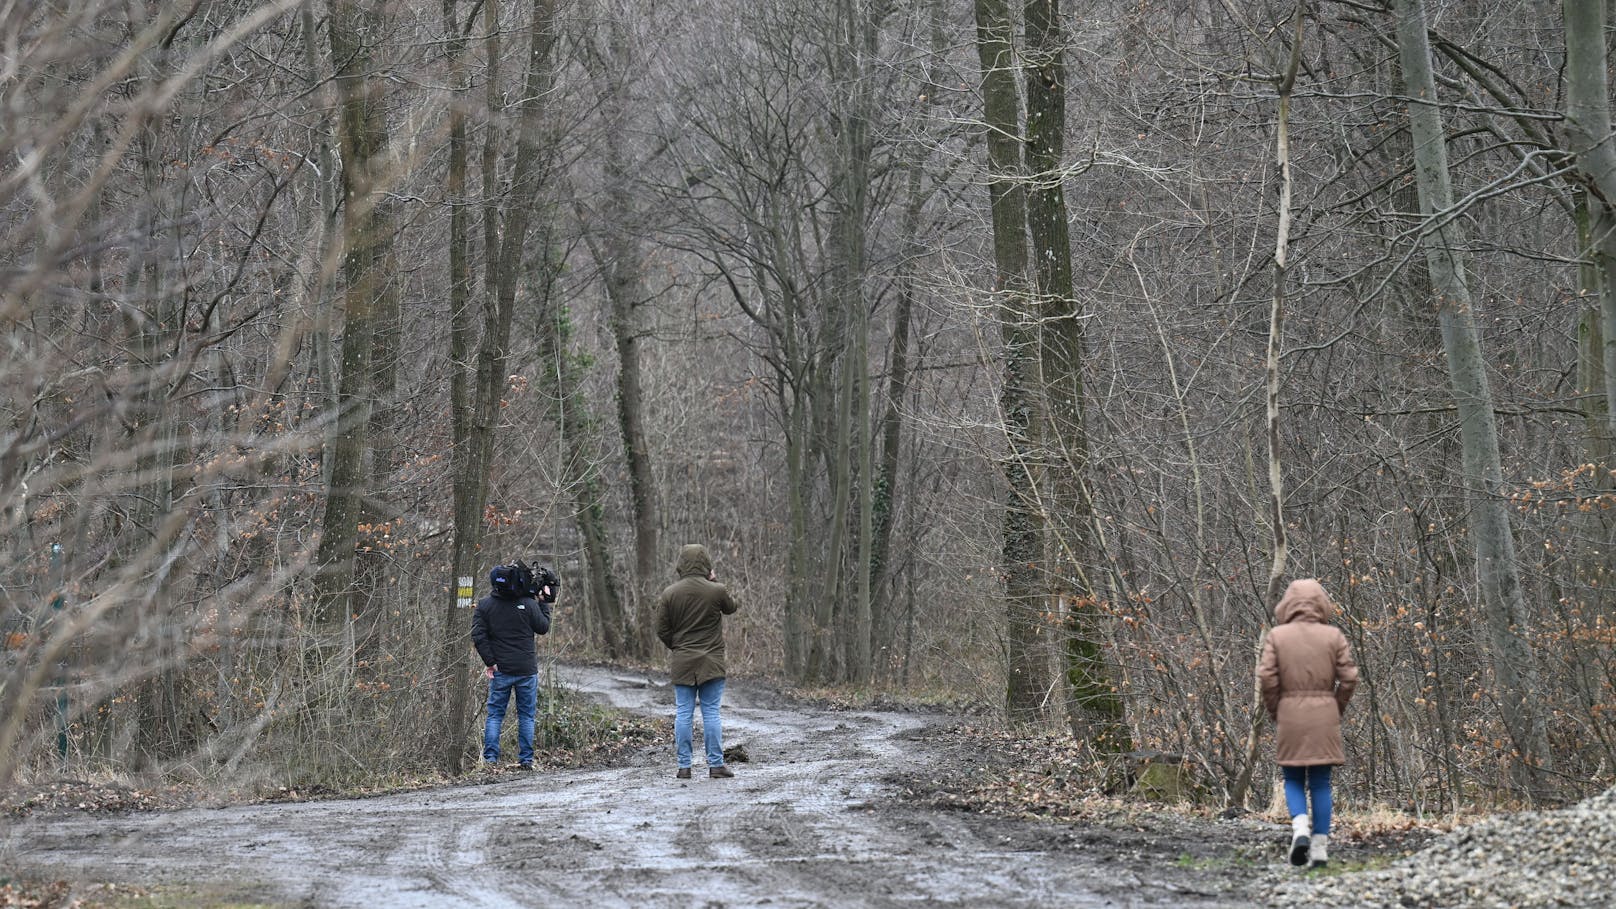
[1270, 787, 1616, 908]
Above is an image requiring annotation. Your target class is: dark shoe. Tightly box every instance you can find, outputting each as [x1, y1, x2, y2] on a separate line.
[518, 761, 534, 771]
[1289, 835, 1310, 867]
[709, 765, 734, 779]
[675, 767, 691, 780]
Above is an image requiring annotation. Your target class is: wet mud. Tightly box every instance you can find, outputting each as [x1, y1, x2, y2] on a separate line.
[2, 666, 1273, 907]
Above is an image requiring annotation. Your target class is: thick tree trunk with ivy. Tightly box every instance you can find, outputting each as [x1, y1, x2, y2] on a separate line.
[1396, 0, 1552, 797]
[870, 163, 921, 682]
[1021, 0, 1126, 746]
[976, 0, 1049, 722]
[546, 302, 631, 659]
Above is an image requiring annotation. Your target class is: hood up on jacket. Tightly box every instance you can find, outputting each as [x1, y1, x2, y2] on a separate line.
[675, 544, 713, 579]
[1274, 578, 1336, 625]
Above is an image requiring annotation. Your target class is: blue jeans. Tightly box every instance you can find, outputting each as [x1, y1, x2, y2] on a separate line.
[1283, 764, 1333, 835]
[674, 677, 726, 769]
[483, 671, 538, 764]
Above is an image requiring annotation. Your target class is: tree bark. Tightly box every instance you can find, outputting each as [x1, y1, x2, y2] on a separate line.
[1563, 6, 1616, 653]
[976, 0, 1049, 722]
[545, 302, 631, 658]
[598, 14, 658, 658]
[1021, 0, 1124, 745]
[1231, 1, 1304, 809]
[1395, 0, 1551, 797]
[870, 162, 921, 682]
[1563, 0, 1616, 440]
[438, 0, 478, 774]
[835, 0, 876, 686]
[313, 0, 393, 640]
[438, 0, 559, 772]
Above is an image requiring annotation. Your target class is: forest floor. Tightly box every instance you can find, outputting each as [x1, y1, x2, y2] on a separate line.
[0, 664, 1447, 908]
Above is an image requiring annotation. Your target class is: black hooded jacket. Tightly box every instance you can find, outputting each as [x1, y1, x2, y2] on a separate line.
[470, 593, 552, 676]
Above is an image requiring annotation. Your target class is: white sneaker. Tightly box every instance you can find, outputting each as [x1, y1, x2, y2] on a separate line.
[1309, 834, 1329, 868]
[1289, 815, 1310, 866]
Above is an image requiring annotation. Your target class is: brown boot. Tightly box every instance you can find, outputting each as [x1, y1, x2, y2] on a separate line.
[675, 767, 691, 779]
[709, 765, 735, 779]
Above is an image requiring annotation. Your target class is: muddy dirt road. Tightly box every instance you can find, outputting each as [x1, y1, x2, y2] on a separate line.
[3, 666, 1261, 907]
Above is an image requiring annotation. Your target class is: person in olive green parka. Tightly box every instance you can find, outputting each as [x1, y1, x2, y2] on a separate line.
[656, 544, 740, 779]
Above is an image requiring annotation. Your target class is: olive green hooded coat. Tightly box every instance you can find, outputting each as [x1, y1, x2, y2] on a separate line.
[1257, 578, 1360, 766]
[655, 544, 740, 686]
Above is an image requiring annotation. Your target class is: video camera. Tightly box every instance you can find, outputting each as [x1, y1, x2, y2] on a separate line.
[492, 560, 560, 603]
[529, 562, 560, 602]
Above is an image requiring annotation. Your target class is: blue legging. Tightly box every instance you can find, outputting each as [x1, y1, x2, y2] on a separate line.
[1282, 765, 1333, 835]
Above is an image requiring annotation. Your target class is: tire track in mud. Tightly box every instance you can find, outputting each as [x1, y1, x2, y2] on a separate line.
[1, 665, 1246, 907]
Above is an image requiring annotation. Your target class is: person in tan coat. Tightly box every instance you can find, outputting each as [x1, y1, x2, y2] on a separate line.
[656, 544, 740, 779]
[1258, 578, 1359, 868]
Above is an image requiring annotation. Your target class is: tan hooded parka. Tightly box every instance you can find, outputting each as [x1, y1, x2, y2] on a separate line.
[1257, 579, 1359, 766]
[655, 544, 740, 686]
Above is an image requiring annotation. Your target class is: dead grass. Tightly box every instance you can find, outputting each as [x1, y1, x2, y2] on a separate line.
[3, 702, 663, 818]
[0, 879, 218, 909]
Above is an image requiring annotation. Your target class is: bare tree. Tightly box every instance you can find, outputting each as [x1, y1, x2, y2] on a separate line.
[974, 0, 1052, 721]
[437, 0, 564, 771]
[1562, 0, 1616, 440]
[313, 0, 399, 648]
[1231, 0, 1306, 809]
[578, 2, 660, 655]
[1394, 0, 1551, 797]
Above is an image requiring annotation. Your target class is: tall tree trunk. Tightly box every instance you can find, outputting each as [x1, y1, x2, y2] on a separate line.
[1577, 193, 1613, 471]
[126, 23, 191, 768]
[300, 2, 339, 402]
[1563, 3, 1616, 649]
[1231, 2, 1304, 808]
[1395, 0, 1551, 797]
[313, 0, 392, 642]
[438, 0, 479, 773]
[1022, 0, 1123, 745]
[356, 203, 402, 665]
[545, 300, 631, 658]
[438, 0, 559, 772]
[784, 392, 812, 680]
[976, 0, 1049, 722]
[1564, 0, 1616, 440]
[806, 244, 849, 684]
[598, 14, 658, 658]
[870, 163, 921, 682]
[834, 0, 876, 686]
[1576, 190, 1616, 579]
[814, 327, 851, 684]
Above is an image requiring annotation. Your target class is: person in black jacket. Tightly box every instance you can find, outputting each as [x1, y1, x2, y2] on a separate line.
[470, 562, 555, 769]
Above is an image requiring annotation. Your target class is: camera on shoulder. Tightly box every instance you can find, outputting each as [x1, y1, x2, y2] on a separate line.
[521, 561, 560, 602]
